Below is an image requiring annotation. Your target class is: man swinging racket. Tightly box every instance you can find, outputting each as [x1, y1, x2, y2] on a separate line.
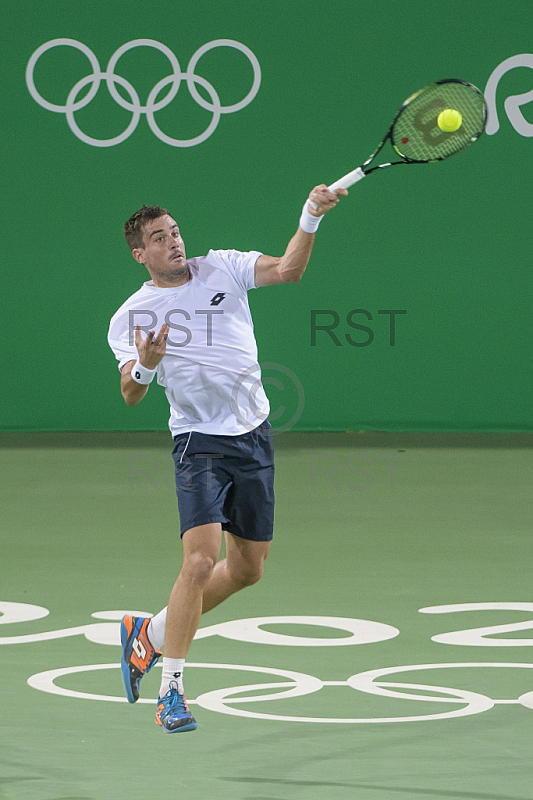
[107, 184, 347, 733]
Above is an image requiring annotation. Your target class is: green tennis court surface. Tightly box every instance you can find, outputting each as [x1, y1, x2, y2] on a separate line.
[1, 431, 533, 800]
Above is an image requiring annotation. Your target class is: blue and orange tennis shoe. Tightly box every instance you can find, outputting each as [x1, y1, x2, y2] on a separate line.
[155, 681, 198, 733]
[120, 615, 161, 703]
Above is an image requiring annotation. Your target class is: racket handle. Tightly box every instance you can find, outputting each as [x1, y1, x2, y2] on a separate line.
[328, 167, 366, 192]
[308, 167, 365, 210]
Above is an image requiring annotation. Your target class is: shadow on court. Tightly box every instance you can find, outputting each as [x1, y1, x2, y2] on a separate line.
[226, 776, 527, 800]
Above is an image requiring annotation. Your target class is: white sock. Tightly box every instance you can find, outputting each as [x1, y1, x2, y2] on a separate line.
[160, 658, 185, 697]
[147, 607, 167, 651]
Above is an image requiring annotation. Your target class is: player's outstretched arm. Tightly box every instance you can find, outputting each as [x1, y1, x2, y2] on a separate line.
[254, 184, 347, 287]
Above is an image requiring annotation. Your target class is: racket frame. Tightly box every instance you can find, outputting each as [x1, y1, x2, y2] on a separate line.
[322, 79, 487, 195]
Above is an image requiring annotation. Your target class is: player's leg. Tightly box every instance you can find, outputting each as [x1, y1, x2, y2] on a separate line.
[155, 528, 269, 732]
[202, 530, 271, 612]
[142, 531, 270, 654]
[164, 522, 222, 658]
[155, 521, 222, 733]
[178, 418, 274, 613]
[138, 531, 269, 673]
[122, 422, 274, 717]
[124, 532, 270, 714]
[121, 430, 230, 709]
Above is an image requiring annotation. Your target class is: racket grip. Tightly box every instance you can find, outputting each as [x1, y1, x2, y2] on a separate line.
[328, 167, 366, 192]
[308, 167, 365, 210]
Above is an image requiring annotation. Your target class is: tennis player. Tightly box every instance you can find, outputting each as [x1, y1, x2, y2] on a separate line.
[107, 184, 347, 733]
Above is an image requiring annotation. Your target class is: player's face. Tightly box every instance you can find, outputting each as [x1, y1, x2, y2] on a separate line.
[133, 215, 187, 282]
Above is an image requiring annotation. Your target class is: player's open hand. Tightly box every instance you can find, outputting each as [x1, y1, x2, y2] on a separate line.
[307, 184, 348, 217]
[135, 323, 170, 370]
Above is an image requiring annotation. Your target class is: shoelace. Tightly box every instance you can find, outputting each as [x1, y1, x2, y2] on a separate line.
[165, 681, 189, 715]
[145, 649, 161, 673]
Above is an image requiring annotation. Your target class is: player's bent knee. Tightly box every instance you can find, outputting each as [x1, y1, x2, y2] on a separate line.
[181, 552, 218, 585]
[232, 562, 265, 588]
[244, 569, 264, 587]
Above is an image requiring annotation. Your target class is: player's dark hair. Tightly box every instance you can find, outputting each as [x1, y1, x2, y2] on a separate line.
[123, 205, 171, 250]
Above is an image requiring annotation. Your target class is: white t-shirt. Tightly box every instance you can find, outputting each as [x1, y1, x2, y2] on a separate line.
[108, 249, 270, 436]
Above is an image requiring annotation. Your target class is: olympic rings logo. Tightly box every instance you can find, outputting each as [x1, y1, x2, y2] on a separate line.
[11, 601, 533, 725]
[25, 38, 261, 147]
[28, 661, 533, 724]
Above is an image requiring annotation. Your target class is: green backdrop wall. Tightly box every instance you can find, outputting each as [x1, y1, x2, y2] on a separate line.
[2, 0, 532, 432]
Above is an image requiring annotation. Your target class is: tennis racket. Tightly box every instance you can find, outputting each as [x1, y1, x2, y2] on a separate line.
[311, 79, 487, 206]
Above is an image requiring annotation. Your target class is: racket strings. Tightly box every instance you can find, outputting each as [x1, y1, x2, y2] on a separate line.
[392, 81, 487, 163]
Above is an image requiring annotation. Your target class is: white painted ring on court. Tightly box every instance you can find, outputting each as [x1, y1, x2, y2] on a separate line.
[27, 662, 320, 705]
[348, 661, 533, 709]
[196, 615, 400, 646]
[25, 38, 261, 147]
[0, 609, 153, 646]
[196, 678, 492, 723]
[517, 689, 533, 710]
[0, 601, 50, 625]
[0, 610, 398, 647]
[26, 660, 493, 722]
[27, 660, 509, 724]
[194, 661, 533, 723]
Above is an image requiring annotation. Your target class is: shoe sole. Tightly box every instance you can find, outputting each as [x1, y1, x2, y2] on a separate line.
[160, 721, 198, 733]
[120, 616, 137, 704]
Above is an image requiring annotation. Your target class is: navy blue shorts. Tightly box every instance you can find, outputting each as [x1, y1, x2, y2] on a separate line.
[171, 419, 275, 541]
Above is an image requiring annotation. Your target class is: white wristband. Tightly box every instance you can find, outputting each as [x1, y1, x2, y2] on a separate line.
[299, 199, 324, 234]
[131, 360, 157, 385]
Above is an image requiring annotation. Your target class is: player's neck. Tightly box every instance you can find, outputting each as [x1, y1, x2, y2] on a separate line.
[149, 265, 191, 288]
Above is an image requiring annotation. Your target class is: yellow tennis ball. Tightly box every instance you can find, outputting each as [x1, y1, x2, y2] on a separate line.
[437, 108, 462, 132]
